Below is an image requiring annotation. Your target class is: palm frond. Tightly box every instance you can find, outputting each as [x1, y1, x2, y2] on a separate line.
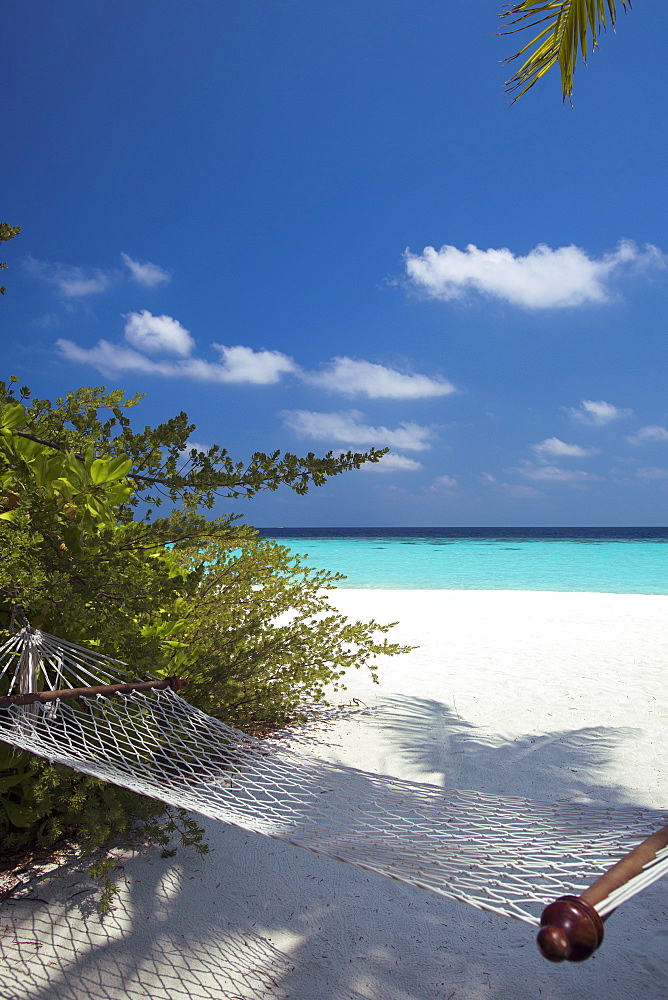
[501, 0, 631, 103]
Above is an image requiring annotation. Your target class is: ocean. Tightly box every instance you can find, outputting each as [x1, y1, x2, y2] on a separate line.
[257, 527, 668, 594]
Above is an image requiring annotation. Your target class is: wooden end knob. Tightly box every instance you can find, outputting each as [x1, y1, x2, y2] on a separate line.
[537, 896, 604, 962]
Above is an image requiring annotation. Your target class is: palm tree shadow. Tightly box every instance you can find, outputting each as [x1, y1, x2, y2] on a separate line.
[362, 694, 646, 806]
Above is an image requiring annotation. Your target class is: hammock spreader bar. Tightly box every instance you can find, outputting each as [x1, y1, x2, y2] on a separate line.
[0, 676, 187, 708]
[538, 823, 668, 961]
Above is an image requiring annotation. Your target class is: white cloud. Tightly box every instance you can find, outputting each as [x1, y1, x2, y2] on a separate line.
[636, 466, 668, 480]
[57, 338, 175, 376]
[428, 474, 458, 492]
[33, 312, 62, 330]
[26, 252, 172, 297]
[124, 310, 194, 357]
[479, 473, 543, 499]
[359, 452, 424, 473]
[178, 440, 210, 462]
[531, 437, 598, 460]
[26, 256, 111, 298]
[404, 239, 663, 309]
[305, 356, 455, 399]
[121, 252, 171, 287]
[212, 344, 297, 384]
[57, 335, 297, 385]
[56, 308, 453, 398]
[565, 399, 633, 425]
[181, 441, 209, 454]
[280, 410, 435, 451]
[515, 462, 595, 483]
[58, 272, 111, 297]
[627, 425, 668, 445]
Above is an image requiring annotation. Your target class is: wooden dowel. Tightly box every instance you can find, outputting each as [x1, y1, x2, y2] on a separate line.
[537, 824, 668, 963]
[580, 825, 668, 906]
[0, 676, 186, 708]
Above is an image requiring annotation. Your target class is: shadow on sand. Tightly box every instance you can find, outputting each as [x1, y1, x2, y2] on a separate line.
[1, 695, 667, 1000]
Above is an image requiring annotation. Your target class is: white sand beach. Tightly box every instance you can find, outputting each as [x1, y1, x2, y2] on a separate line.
[2, 589, 668, 999]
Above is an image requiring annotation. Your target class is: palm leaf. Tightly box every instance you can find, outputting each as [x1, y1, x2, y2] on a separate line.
[501, 0, 631, 102]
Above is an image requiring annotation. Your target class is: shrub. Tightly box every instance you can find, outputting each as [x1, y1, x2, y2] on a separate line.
[0, 379, 409, 902]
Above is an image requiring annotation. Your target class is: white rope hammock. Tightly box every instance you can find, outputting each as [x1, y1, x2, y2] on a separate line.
[1, 626, 667, 961]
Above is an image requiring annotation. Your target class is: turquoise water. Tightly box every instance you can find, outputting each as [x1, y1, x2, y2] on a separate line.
[258, 528, 668, 594]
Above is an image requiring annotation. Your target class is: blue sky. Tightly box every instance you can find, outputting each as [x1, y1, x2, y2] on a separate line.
[3, 1, 668, 526]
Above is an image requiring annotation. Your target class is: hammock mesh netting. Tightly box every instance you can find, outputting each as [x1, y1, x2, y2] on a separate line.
[1, 627, 667, 928]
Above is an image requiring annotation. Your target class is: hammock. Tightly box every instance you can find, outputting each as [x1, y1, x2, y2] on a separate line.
[1, 626, 667, 963]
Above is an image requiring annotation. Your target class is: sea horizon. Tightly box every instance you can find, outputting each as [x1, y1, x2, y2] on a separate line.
[258, 525, 668, 534]
[256, 526, 668, 594]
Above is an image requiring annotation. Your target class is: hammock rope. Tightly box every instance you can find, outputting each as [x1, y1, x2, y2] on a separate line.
[1, 626, 666, 962]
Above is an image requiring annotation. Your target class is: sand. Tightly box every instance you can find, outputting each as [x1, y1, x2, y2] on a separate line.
[1, 590, 668, 999]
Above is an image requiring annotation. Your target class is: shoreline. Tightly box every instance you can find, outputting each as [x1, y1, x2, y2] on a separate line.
[2, 589, 667, 999]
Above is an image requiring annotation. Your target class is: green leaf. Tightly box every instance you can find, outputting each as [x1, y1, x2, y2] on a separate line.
[89, 457, 113, 485]
[501, 0, 630, 102]
[53, 477, 76, 502]
[1, 797, 43, 828]
[0, 402, 28, 430]
[13, 435, 42, 461]
[64, 450, 89, 485]
[104, 454, 133, 482]
[0, 773, 28, 792]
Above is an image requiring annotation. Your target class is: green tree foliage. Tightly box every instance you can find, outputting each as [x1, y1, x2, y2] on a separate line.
[172, 535, 406, 727]
[502, 0, 631, 103]
[0, 224, 21, 294]
[0, 378, 410, 893]
[0, 378, 386, 644]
